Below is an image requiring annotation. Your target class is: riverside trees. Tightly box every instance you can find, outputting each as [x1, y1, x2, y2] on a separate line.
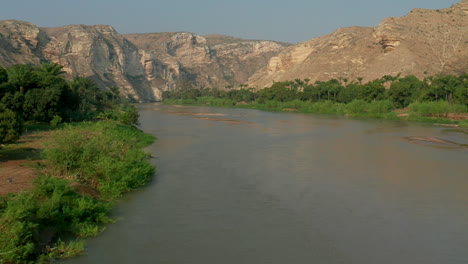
[162, 74, 467, 122]
[163, 74, 468, 107]
[0, 63, 126, 145]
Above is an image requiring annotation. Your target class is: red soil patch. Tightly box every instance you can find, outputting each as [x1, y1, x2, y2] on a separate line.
[447, 113, 468, 120]
[0, 131, 52, 196]
[0, 160, 38, 196]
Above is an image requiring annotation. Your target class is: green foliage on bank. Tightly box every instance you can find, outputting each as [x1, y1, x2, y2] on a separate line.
[0, 121, 155, 263]
[0, 63, 132, 145]
[0, 176, 112, 263]
[0, 62, 155, 263]
[43, 121, 155, 200]
[162, 74, 468, 124]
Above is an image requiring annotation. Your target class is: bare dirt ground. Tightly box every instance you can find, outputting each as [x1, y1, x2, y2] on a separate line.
[0, 131, 51, 196]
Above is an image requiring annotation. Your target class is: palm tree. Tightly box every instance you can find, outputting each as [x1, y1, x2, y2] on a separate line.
[34, 62, 67, 88]
[70, 77, 99, 98]
[35, 62, 65, 77]
[0, 66, 8, 84]
[70, 77, 101, 113]
[6, 64, 36, 93]
[109, 86, 121, 102]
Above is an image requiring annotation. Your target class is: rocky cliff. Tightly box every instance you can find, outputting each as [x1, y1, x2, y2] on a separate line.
[0, 21, 288, 101]
[124, 33, 289, 97]
[1, 1, 466, 99]
[0, 21, 154, 101]
[248, 1, 468, 88]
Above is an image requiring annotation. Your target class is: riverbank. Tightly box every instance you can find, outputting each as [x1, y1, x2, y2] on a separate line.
[163, 97, 468, 127]
[0, 120, 155, 263]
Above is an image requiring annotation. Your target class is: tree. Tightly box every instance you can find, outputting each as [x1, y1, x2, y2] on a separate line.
[23, 87, 63, 122]
[0, 105, 24, 145]
[0, 66, 8, 84]
[1, 92, 24, 117]
[388, 75, 424, 108]
[70, 77, 103, 114]
[358, 80, 386, 102]
[6, 64, 36, 94]
[35, 62, 65, 77]
[109, 86, 121, 102]
[34, 62, 67, 88]
[0, 82, 15, 99]
[431, 75, 461, 103]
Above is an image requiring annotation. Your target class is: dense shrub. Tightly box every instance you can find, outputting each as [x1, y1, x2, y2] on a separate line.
[0, 176, 112, 263]
[346, 100, 368, 115]
[0, 106, 24, 144]
[409, 101, 468, 117]
[43, 121, 155, 200]
[118, 104, 140, 126]
[0, 120, 155, 263]
[367, 100, 394, 114]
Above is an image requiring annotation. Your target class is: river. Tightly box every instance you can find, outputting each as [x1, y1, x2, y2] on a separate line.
[65, 103, 468, 264]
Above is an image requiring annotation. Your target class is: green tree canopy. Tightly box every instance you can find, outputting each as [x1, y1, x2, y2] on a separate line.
[0, 105, 24, 145]
[6, 64, 37, 94]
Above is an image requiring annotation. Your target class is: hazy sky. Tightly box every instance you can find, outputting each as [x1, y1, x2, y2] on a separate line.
[0, 0, 460, 43]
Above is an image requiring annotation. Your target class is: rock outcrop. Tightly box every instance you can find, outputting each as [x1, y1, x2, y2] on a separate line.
[0, 21, 289, 101]
[248, 1, 468, 88]
[124, 33, 289, 96]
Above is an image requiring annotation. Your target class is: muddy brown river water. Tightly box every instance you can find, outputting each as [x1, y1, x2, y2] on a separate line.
[65, 103, 468, 264]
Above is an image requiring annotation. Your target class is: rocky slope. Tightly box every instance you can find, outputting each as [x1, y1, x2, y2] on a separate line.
[0, 21, 288, 101]
[1, 1, 465, 99]
[248, 1, 468, 88]
[0, 21, 153, 101]
[124, 33, 289, 97]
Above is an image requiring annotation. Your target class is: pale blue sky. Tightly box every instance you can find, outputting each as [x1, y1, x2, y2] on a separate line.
[0, 0, 460, 43]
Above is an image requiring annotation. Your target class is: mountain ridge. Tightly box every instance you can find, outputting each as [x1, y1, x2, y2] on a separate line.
[248, 1, 468, 88]
[0, 1, 466, 101]
[0, 20, 289, 101]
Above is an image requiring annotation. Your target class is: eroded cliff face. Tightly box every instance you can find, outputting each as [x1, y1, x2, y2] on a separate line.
[248, 1, 468, 88]
[0, 20, 154, 101]
[124, 33, 289, 94]
[1, 1, 465, 99]
[0, 21, 288, 101]
[0, 20, 42, 66]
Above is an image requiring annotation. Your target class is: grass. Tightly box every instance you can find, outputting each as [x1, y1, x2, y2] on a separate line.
[0, 120, 156, 263]
[163, 98, 468, 127]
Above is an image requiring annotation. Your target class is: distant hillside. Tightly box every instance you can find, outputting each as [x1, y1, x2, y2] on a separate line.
[248, 1, 468, 88]
[0, 22, 288, 101]
[124, 32, 289, 95]
[0, 1, 466, 101]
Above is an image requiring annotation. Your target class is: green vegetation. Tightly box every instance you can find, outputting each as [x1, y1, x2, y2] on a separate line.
[43, 121, 155, 200]
[162, 74, 468, 125]
[0, 176, 112, 263]
[0, 63, 155, 263]
[0, 63, 137, 145]
[0, 123, 154, 264]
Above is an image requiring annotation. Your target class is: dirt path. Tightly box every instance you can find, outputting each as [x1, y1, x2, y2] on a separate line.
[0, 131, 51, 196]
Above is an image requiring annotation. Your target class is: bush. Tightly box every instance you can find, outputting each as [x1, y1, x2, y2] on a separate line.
[118, 104, 140, 126]
[0, 105, 24, 144]
[409, 101, 468, 117]
[346, 100, 368, 115]
[409, 101, 450, 117]
[0, 120, 155, 263]
[42, 121, 155, 200]
[50, 115, 62, 128]
[0, 176, 112, 263]
[367, 100, 394, 114]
